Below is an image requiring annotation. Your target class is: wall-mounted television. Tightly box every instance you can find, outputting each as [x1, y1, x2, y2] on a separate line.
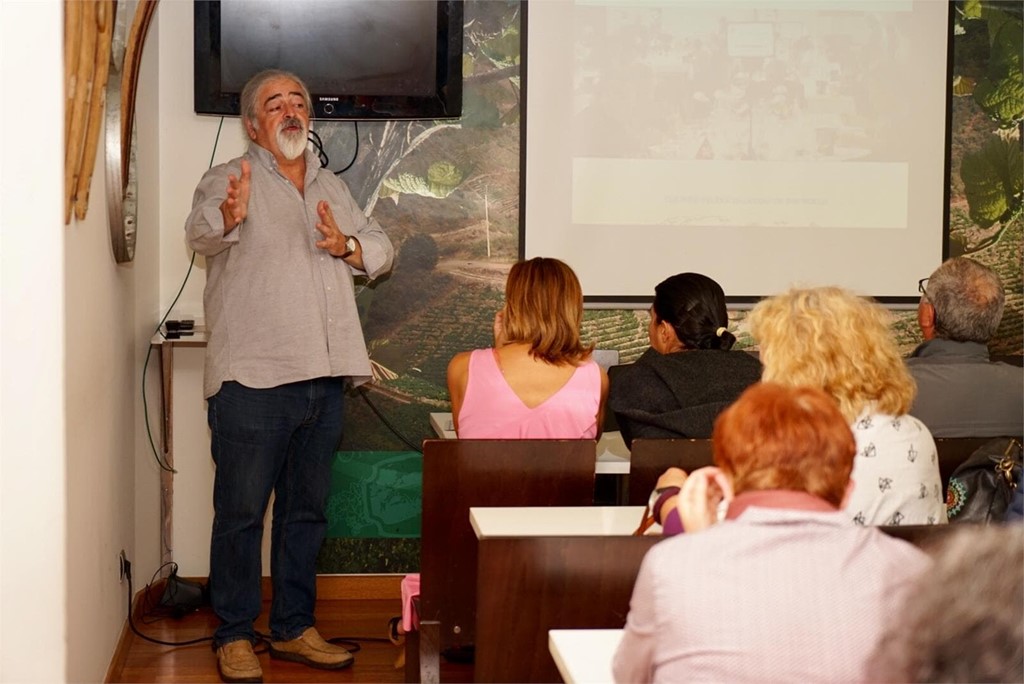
[194, 0, 463, 120]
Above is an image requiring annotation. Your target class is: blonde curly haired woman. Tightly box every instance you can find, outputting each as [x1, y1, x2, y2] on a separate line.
[749, 286, 947, 526]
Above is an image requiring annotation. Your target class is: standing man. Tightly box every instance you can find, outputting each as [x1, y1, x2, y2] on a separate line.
[185, 69, 394, 683]
[909, 257, 1022, 437]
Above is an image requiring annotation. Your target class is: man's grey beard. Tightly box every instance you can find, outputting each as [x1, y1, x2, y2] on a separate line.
[277, 118, 308, 160]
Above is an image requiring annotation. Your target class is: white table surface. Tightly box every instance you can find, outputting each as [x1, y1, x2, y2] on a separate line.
[470, 506, 656, 539]
[549, 629, 623, 684]
[595, 430, 630, 474]
[428, 411, 631, 475]
[428, 411, 457, 439]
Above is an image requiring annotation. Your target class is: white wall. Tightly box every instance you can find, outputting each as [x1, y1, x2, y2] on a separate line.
[133, 0, 165, 614]
[1, 2, 67, 682]
[1, 0, 166, 681]
[62, 0, 163, 678]
[63, 138, 142, 682]
[152, 0, 267, 577]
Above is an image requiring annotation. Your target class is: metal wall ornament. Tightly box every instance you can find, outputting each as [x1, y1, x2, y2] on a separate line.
[104, 0, 159, 263]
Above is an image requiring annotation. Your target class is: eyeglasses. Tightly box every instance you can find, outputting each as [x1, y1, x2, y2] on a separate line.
[917, 278, 930, 297]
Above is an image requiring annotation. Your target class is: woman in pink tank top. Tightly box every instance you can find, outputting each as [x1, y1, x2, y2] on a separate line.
[446, 257, 609, 438]
[394, 259, 608, 644]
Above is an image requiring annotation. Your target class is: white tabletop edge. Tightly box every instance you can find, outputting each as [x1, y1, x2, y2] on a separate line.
[549, 629, 623, 684]
[469, 506, 651, 538]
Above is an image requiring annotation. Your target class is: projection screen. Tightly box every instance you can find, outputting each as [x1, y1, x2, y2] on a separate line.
[524, 0, 951, 303]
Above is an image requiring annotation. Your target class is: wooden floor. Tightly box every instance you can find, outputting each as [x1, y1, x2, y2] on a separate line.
[108, 587, 407, 683]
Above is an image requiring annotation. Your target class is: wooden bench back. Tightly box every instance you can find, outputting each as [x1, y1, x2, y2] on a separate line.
[475, 535, 659, 683]
[419, 439, 596, 655]
[627, 438, 714, 505]
[472, 521, 971, 683]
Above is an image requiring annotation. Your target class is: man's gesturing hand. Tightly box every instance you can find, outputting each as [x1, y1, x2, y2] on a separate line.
[220, 159, 251, 233]
[315, 200, 353, 257]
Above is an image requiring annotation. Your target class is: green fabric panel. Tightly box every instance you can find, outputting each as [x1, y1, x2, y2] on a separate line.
[325, 451, 422, 538]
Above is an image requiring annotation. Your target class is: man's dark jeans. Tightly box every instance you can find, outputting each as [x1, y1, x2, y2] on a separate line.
[207, 377, 344, 647]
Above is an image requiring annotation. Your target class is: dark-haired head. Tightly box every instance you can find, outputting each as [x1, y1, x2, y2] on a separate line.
[650, 273, 736, 352]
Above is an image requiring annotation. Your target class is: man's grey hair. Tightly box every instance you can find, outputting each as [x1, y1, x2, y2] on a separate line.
[924, 257, 1005, 343]
[239, 69, 313, 132]
[867, 524, 1024, 683]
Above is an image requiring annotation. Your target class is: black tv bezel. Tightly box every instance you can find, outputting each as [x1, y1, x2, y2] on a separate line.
[193, 0, 463, 121]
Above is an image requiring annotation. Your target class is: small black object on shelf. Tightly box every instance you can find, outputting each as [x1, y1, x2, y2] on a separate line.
[163, 319, 195, 339]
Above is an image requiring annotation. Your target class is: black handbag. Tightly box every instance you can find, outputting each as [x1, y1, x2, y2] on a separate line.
[946, 438, 1022, 523]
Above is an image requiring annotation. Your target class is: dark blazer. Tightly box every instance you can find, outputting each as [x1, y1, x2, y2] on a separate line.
[609, 348, 762, 447]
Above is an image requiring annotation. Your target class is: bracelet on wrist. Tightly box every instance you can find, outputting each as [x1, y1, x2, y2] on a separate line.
[649, 486, 682, 525]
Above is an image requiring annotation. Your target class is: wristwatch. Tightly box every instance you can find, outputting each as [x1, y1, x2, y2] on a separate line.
[648, 486, 681, 525]
[340, 235, 357, 258]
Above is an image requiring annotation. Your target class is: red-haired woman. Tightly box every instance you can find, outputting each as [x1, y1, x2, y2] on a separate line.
[613, 383, 931, 683]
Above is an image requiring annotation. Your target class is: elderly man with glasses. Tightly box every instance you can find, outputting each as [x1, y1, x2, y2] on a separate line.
[908, 257, 1022, 438]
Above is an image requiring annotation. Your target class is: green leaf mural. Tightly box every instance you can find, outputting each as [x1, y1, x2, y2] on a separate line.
[427, 161, 465, 194]
[973, 11, 1024, 127]
[462, 87, 504, 129]
[962, 0, 984, 19]
[974, 73, 1023, 124]
[319, 0, 1024, 576]
[480, 25, 521, 69]
[953, 74, 977, 96]
[961, 136, 1023, 228]
[381, 161, 466, 200]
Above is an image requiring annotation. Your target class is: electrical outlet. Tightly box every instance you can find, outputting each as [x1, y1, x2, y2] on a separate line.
[118, 550, 127, 583]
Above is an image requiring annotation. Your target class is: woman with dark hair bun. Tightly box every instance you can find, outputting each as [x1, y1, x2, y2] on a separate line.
[609, 273, 761, 447]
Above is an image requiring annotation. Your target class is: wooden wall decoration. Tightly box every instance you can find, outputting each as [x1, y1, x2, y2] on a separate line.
[63, 0, 159, 264]
[64, 0, 113, 224]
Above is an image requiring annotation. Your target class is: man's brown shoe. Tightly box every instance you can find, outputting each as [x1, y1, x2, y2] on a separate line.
[216, 640, 262, 683]
[268, 627, 355, 670]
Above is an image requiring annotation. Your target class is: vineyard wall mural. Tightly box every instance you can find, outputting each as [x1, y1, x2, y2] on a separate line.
[318, 0, 1022, 573]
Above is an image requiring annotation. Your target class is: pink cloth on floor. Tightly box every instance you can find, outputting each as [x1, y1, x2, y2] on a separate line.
[401, 573, 421, 632]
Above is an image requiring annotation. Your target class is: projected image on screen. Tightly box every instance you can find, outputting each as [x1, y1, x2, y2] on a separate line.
[526, 1, 949, 300]
[571, 4, 918, 229]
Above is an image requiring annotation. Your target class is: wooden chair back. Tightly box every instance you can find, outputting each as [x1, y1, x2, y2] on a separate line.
[627, 438, 715, 505]
[603, 364, 629, 433]
[419, 439, 596, 666]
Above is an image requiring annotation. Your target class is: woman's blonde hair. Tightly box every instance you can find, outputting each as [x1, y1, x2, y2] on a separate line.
[748, 286, 915, 422]
[501, 257, 593, 365]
